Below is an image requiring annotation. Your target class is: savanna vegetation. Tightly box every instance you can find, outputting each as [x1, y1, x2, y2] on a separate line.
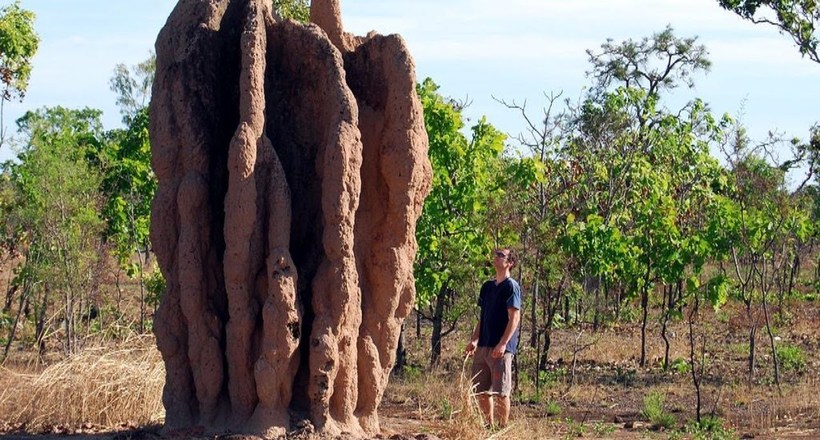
[0, 1, 818, 439]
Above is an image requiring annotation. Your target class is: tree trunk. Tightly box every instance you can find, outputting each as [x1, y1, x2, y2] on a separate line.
[1, 279, 28, 364]
[429, 284, 447, 366]
[688, 295, 702, 424]
[746, 300, 757, 384]
[529, 276, 539, 348]
[640, 285, 649, 368]
[149, 1, 430, 436]
[3, 283, 16, 314]
[394, 323, 407, 374]
[660, 284, 671, 371]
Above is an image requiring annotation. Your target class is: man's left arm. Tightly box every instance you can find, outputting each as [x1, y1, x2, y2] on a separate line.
[492, 307, 520, 358]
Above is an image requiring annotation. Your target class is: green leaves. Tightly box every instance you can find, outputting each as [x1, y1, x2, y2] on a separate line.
[272, 0, 310, 22]
[414, 78, 507, 307]
[718, 0, 819, 64]
[0, 1, 39, 102]
[5, 106, 105, 314]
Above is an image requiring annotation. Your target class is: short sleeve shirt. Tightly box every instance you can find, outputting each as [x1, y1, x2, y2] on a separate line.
[477, 277, 522, 354]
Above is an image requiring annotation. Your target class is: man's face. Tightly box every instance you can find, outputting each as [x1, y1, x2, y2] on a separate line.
[493, 249, 512, 271]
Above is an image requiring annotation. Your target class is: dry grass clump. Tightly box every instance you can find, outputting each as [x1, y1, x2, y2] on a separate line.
[0, 335, 164, 431]
[435, 356, 487, 440]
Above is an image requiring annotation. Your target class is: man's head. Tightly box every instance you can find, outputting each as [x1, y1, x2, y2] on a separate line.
[492, 247, 517, 271]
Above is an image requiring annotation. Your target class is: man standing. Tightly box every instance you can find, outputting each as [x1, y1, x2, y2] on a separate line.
[465, 247, 522, 428]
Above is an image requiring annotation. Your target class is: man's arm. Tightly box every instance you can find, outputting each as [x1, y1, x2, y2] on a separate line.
[491, 307, 520, 358]
[465, 320, 480, 355]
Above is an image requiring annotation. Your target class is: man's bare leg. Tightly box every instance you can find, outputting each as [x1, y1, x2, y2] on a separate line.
[495, 395, 510, 427]
[478, 393, 494, 427]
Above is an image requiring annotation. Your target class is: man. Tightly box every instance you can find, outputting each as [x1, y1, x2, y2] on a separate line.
[465, 247, 522, 428]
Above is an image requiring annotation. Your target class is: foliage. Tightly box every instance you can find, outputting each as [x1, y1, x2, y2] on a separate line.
[669, 357, 692, 374]
[591, 422, 616, 436]
[272, 0, 310, 22]
[415, 78, 506, 305]
[414, 77, 508, 364]
[776, 343, 806, 372]
[99, 108, 154, 275]
[0, 0, 38, 149]
[641, 391, 676, 429]
[718, 0, 819, 63]
[0, 1, 38, 102]
[587, 25, 711, 99]
[109, 54, 155, 122]
[144, 267, 166, 309]
[101, 54, 157, 332]
[685, 415, 737, 440]
[5, 106, 106, 353]
[544, 400, 561, 417]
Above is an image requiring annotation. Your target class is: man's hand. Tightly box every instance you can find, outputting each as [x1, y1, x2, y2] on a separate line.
[491, 343, 505, 359]
[465, 339, 477, 356]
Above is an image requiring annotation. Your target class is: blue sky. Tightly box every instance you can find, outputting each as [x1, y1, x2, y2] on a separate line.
[3, 0, 818, 179]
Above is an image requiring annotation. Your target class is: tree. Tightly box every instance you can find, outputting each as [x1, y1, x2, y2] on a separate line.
[3, 107, 105, 357]
[0, 1, 39, 149]
[109, 54, 155, 122]
[272, 0, 309, 22]
[99, 108, 155, 331]
[718, 0, 819, 64]
[566, 27, 723, 367]
[103, 54, 157, 332]
[414, 78, 507, 366]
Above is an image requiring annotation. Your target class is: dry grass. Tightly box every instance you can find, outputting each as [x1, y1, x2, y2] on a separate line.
[0, 335, 164, 431]
[724, 376, 820, 431]
[384, 355, 488, 440]
[436, 355, 487, 440]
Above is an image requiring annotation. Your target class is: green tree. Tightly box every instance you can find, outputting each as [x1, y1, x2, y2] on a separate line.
[497, 92, 568, 368]
[0, 0, 39, 149]
[565, 27, 725, 367]
[99, 108, 155, 331]
[414, 78, 506, 366]
[718, 0, 819, 64]
[272, 0, 309, 22]
[109, 54, 155, 122]
[102, 54, 158, 332]
[3, 106, 105, 357]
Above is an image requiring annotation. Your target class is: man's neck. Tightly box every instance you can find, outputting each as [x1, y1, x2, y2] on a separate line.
[495, 271, 510, 284]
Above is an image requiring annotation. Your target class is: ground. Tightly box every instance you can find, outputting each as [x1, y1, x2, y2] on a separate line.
[1, 287, 818, 439]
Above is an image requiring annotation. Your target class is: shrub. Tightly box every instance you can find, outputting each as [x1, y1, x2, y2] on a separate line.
[776, 344, 806, 372]
[545, 400, 561, 416]
[669, 357, 691, 374]
[685, 415, 736, 440]
[642, 391, 676, 430]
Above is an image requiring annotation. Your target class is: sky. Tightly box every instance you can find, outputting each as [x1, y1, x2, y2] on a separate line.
[3, 0, 819, 179]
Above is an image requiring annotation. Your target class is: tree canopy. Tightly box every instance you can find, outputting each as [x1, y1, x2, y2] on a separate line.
[718, 0, 819, 63]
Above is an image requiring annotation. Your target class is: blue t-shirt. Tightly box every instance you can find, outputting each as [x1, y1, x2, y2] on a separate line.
[477, 277, 522, 354]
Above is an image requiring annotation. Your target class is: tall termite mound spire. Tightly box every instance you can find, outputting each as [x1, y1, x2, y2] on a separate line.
[149, 0, 431, 437]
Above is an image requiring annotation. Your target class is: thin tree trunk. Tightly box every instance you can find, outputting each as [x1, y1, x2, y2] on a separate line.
[640, 284, 649, 368]
[660, 284, 671, 371]
[1, 279, 29, 364]
[529, 275, 539, 348]
[3, 284, 17, 315]
[688, 295, 702, 423]
[394, 323, 406, 374]
[429, 283, 447, 366]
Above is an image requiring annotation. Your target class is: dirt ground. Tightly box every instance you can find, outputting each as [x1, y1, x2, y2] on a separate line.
[377, 298, 820, 439]
[1, 299, 818, 439]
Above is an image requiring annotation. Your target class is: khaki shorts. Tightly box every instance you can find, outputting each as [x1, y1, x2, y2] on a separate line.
[471, 346, 513, 397]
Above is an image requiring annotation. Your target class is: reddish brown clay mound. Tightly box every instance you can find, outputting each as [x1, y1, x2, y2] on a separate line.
[149, 0, 431, 437]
